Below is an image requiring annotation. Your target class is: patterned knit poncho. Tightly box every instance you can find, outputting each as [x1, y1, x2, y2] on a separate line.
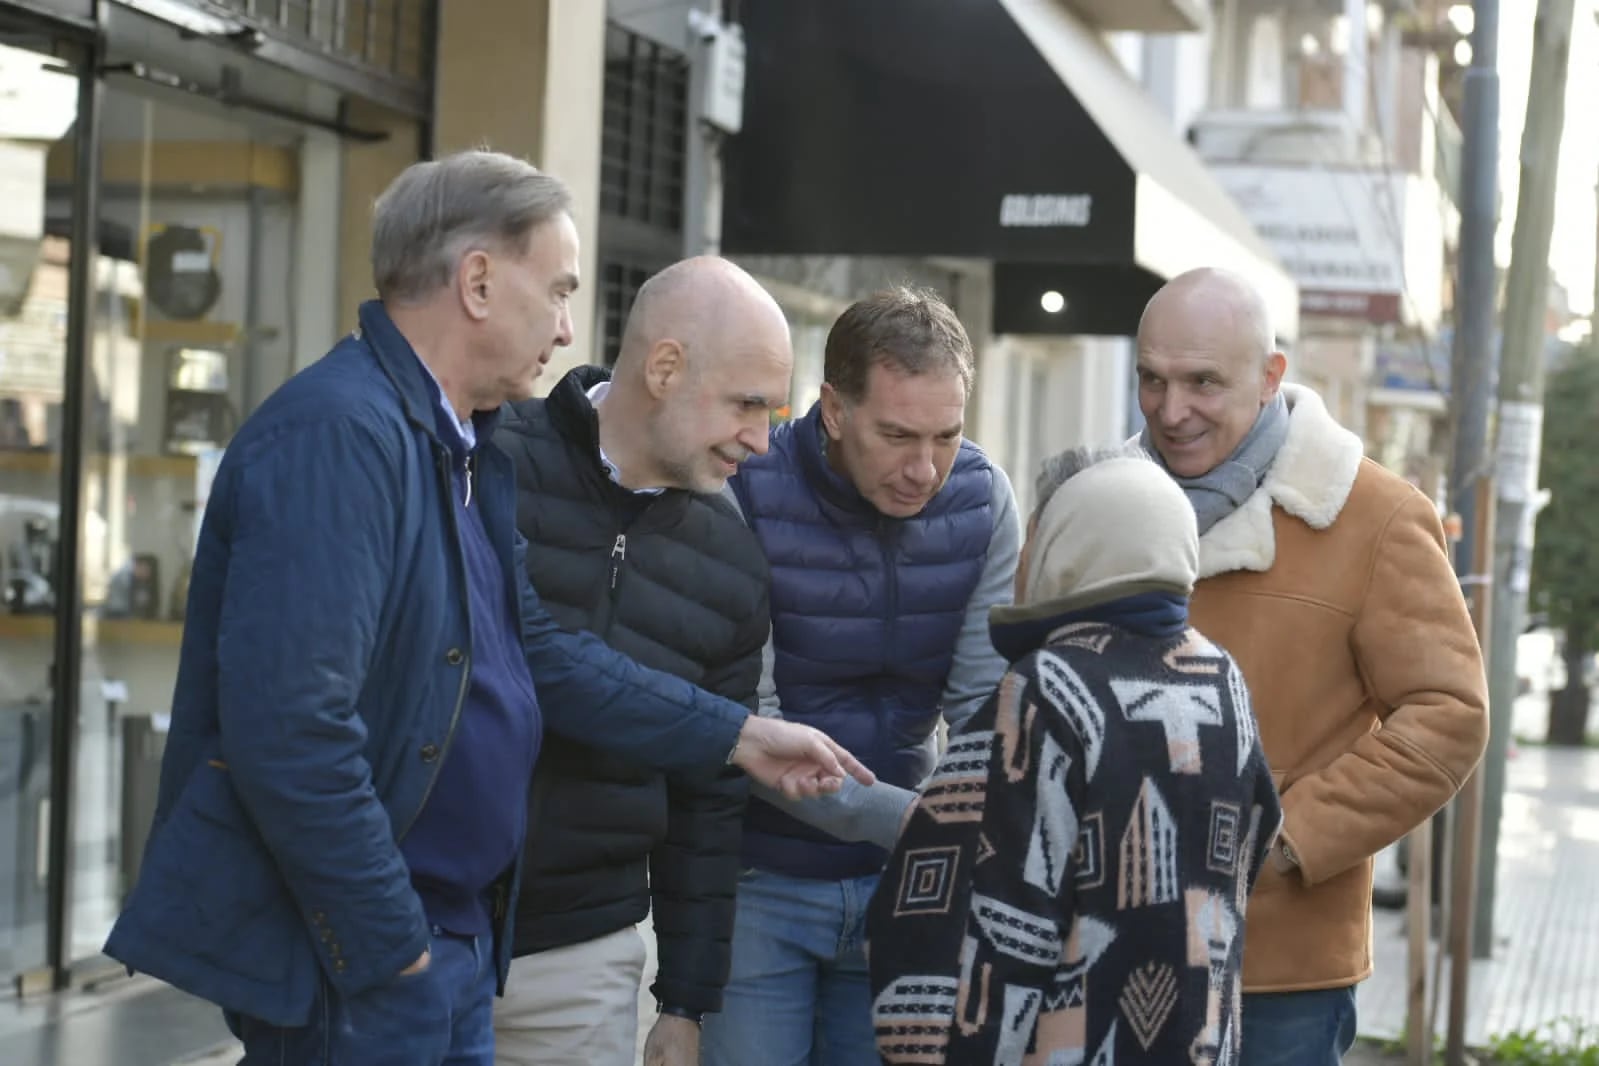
[867, 608, 1281, 1065]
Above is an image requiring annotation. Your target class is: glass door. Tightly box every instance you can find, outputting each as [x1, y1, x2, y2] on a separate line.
[0, 12, 88, 989]
[61, 60, 307, 972]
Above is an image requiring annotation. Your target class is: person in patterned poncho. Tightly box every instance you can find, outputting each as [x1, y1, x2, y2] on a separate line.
[866, 444, 1281, 1065]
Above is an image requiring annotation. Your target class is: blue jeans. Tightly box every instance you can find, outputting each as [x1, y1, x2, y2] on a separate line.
[700, 868, 880, 1066]
[1241, 986, 1359, 1066]
[230, 926, 496, 1065]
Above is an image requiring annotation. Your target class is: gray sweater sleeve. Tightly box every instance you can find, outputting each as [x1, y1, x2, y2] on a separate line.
[749, 630, 920, 847]
[742, 463, 1019, 850]
[750, 775, 919, 850]
[939, 462, 1020, 734]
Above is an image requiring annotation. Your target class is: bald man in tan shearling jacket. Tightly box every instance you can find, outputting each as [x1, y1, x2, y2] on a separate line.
[1136, 268, 1487, 1066]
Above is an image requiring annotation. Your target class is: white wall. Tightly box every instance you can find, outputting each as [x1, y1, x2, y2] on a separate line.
[1108, 32, 1145, 79]
[972, 336, 1135, 515]
[540, 0, 607, 379]
[1143, 32, 1215, 134]
[609, 0, 708, 50]
[294, 90, 342, 365]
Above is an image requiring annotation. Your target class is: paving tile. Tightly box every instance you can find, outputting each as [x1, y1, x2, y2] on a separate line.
[1360, 745, 1599, 1047]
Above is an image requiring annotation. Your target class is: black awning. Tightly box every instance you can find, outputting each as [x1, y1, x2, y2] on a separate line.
[723, 0, 1134, 265]
[722, 0, 1297, 337]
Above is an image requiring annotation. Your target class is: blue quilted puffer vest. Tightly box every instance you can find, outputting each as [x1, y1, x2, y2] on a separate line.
[731, 404, 995, 879]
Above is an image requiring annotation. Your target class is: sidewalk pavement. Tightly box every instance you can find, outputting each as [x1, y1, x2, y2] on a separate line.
[1356, 714, 1599, 1046]
[0, 924, 659, 1066]
[19, 694, 1597, 1064]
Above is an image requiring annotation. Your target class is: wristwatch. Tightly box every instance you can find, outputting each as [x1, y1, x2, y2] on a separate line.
[1271, 837, 1302, 876]
[658, 1002, 705, 1027]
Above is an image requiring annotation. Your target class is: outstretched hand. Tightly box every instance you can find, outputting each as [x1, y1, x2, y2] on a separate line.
[730, 716, 875, 799]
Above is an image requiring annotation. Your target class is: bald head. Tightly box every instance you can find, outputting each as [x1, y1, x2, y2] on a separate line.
[599, 256, 794, 494]
[1138, 268, 1274, 365]
[1134, 268, 1287, 478]
[616, 256, 789, 378]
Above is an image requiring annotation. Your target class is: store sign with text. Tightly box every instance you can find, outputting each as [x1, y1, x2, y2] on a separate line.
[1210, 164, 1443, 328]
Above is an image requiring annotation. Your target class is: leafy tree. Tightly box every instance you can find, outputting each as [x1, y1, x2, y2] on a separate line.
[1530, 344, 1599, 745]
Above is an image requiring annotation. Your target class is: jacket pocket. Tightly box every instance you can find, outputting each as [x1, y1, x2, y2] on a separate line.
[131, 764, 307, 985]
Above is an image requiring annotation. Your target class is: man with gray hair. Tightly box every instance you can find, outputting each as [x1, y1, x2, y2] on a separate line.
[1135, 267, 1487, 1064]
[103, 150, 869, 1066]
[867, 443, 1280, 1065]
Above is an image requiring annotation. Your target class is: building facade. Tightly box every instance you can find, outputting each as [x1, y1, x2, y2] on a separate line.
[623, 0, 1299, 514]
[0, 0, 613, 996]
[0, 0, 1319, 1002]
[1192, 0, 1468, 497]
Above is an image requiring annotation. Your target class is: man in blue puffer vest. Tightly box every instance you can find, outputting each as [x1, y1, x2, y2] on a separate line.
[704, 287, 1021, 1066]
[101, 151, 869, 1066]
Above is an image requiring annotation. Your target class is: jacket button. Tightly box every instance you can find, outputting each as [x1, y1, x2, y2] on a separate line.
[445, 648, 464, 666]
[420, 743, 440, 762]
[312, 911, 326, 924]
[334, 959, 346, 973]
[321, 928, 334, 942]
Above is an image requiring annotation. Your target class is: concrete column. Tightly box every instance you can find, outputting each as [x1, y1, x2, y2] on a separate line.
[433, 0, 549, 162]
[336, 99, 422, 327]
[294, 89, 342, 368]
[432, 0, 604, 386]
[538, 0, 606, 380]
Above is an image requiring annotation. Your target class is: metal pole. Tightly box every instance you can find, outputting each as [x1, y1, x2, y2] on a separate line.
[47, 26, 104, 991]
[1446, 0, 1502, 593]
[1406, 816, 1434, 1065]
[1439, 0, 1502, 1046]
[1476, 0, 1577, 958]
[1448, 477, 1495, 1065]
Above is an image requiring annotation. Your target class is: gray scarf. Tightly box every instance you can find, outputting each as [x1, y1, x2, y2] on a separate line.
[1141, 391, 1290, 535]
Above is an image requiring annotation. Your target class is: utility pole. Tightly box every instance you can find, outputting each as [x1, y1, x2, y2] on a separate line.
[1476, 0, 1577, 958]
[1440, 0, 1502, 1056]
[1445, 0, 1501, 724]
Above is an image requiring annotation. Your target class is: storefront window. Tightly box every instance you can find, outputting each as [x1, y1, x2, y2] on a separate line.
[0, 31, 79, 984]
[50, 80, 307, 963]
[0, 0, 407, 990]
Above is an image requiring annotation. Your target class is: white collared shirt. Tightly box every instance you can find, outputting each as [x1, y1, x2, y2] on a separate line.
[587, 380, 664, 496]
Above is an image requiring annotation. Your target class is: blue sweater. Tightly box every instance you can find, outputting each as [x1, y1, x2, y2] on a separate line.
[399, 421, 543, 934]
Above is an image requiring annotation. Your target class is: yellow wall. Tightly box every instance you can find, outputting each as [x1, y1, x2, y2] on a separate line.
[336, 99, 422, 327]
[433, 0, 605, 386]
[336, 0, 606, 381]
[433, 0, 549, 163]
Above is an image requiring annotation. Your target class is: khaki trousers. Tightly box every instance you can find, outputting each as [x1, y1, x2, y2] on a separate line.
[493, 925, 647, 1066]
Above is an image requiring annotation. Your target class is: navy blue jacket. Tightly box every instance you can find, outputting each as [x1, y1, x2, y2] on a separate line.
[732, 405, 997, 879]
[103, 302, 747, 1027]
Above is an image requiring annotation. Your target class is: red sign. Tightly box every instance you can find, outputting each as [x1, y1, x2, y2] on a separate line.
[1300, 290, 1403, 323]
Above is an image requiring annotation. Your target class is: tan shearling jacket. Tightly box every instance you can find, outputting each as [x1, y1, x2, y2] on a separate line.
[1188, 384, 1488, 992]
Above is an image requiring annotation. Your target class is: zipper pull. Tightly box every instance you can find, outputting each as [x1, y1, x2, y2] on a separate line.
[610, 533, 627, 589]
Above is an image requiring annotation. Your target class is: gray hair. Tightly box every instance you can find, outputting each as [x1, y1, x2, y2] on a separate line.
[1031, 441, 1157, 524]
[371, 150, 573, 304]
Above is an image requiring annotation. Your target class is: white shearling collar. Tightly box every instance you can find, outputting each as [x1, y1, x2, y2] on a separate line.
[1197, 384, 1364, 578]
